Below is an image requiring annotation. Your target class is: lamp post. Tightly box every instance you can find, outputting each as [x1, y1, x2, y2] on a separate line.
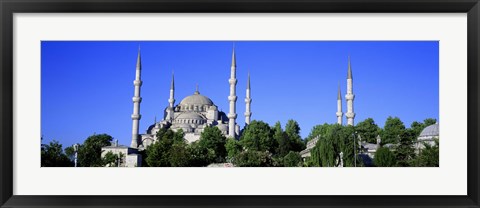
[73, 143, 79, 167]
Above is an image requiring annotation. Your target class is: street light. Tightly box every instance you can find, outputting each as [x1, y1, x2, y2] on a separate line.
[73, 143, 79, 167]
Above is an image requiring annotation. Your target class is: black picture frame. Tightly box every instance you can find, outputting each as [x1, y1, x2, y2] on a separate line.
[1, 0, 479, 207]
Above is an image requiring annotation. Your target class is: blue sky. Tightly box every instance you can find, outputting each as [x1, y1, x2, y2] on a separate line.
[41, 41, 439, 148]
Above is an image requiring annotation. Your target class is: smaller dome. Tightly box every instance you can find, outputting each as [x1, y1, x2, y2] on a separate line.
[176, 112, 205, 121]
[419, 123, 439, 139]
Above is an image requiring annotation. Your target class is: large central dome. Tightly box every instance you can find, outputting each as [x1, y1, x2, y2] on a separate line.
[179, 91, 214, 106]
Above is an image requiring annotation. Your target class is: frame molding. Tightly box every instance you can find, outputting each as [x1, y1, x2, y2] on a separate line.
[1, 0, 479, 207]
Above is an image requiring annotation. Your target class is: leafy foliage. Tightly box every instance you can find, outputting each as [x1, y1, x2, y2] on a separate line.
[355, 118, 380, 143]
[235, 150, 273, 167]
[240, 120, 276, 153]
[414, 139, 439, 167]
[78, 134, 113, 167]
[41, 140, 73, 167]
[283, 151, 303, 167]
[374, 147, 396, 167]
[381, 116, 406, 144]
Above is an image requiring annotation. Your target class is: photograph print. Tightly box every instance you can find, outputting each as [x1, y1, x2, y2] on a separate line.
[41, 41, 439, 168]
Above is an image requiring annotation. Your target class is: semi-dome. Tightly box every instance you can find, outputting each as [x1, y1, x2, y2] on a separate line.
[179, 91, 214, 106]
[176, 112, 205, 121]
[419, 123, 439, 139]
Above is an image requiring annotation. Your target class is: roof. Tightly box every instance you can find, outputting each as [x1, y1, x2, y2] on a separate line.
[419, 123, 439, 138]
[176, 112, 205, 120]
[179, 92, 214, 106]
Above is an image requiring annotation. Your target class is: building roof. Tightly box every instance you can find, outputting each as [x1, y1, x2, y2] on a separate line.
[179, 92, 214, 106]
[419, 123, 439, 138]
[176, 112, 205, 120]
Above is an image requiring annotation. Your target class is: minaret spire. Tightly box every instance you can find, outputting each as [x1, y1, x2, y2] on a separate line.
[345, 56, 355, 126]
[131, 47, 143, 148]
[244, 71, 252, 125]
[228, 44, 238, 138]
[336, 83, 343, 125]
[168, 71, 175, 108]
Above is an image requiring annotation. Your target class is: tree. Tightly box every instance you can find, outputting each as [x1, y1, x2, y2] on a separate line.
[285, 119, 305, 152]
[225, 139, 242, 162]
[283, 151, 303, 167]
[381, 116, 406, 144]
[198, 126, 227, 163]
[395, 130, 416, 167]
[41, 140, 73, 167]
[414, 139, 439, 167]
[235, 150, 273, 167]
[78, 134, 112, 167]
[102, 152, 125, 167]
[145, 128, 173, 167]
[240, 120, 276, 153]
[355, 118, 381, 144]
[306, 123, 332, 143]
[169, 140, 191, 167]
[374, 147, 396, 167]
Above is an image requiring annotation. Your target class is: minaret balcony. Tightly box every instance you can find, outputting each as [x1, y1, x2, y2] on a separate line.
[132, 97, 142, 102]
[336, 112, 343, 117]
[133, 80, 143, 86]
[345, 112, 356, 118]
[131, 114, 142, 120]
[228, 95, 237, 102]
[345, 94, 355, 100]
[229, 78, 237, 85]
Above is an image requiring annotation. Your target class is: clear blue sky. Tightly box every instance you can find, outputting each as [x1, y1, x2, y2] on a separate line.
[41, 41, 439, 148]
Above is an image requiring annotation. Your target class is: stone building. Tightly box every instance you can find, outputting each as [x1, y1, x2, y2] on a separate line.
[102, 45, 249, 167]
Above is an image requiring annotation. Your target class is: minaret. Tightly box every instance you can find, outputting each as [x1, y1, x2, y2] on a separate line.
[244, 72, 252, 125]
[227, 45, 238, 138]
[168, 72, 175, 108]
[131, 47, 142, 148]
[336, 83, 343, 125]
[345, 56, 356, 126]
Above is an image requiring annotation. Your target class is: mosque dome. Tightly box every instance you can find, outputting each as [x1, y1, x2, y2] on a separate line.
[418, 123, 439, 139]
[179, 91, 214, 106]
[176, 112, 205, 121]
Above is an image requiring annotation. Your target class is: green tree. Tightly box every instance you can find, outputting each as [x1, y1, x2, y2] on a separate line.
[78, 134, 113, 167]
[283, 151, 303, 167]
[355, 118, 381, 143]
[381, 116, 406, 144]
[374, 147, 396, 167]
[41, 140, 73, 167]
[306, 123, 332, 142]
[198, 126, 227, 163]
[235, 150, 273, 167]
[395, 130, 416, 167]
[285, 119, 305, 152]
[188, 141, 216, 166]
[240, 120, 276, 153]
[225, 138, 242, 162]
[169, 140, 191, 167]
[145, 128, 176, 167]
[102, 152, 125, 167]
[414, 139, 439, 167]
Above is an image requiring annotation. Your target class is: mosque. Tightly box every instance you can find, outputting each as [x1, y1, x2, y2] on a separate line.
[101, 44, 362, 167]
[101, 46, 251, 167]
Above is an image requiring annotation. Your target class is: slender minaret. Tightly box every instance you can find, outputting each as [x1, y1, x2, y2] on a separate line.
[131, 47, 142, 148]
[168, 72, 175, 108]
[244, 72, 252, 125]
[345, 56, 356, 126]
[227, 45, 238, 138]
[336, 83, 343, 125]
